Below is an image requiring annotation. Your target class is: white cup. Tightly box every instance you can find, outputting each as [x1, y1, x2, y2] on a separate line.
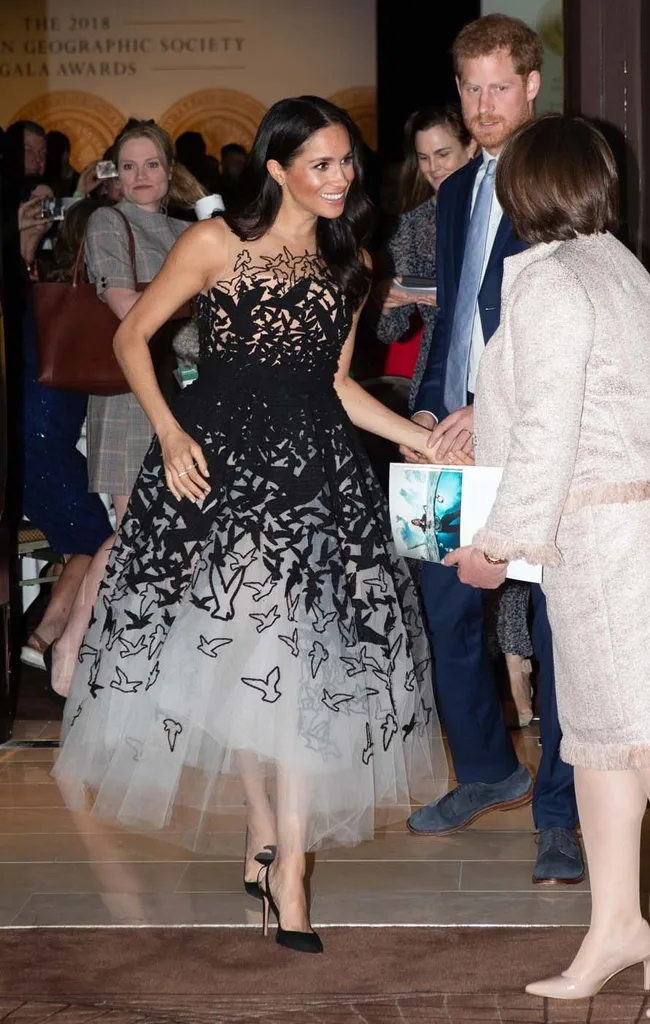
[194, 194, 225, 220]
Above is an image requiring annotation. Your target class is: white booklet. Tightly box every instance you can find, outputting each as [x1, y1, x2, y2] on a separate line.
[389, 463, 542, 583]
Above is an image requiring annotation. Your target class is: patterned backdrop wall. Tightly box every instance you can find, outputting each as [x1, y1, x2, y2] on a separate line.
[10, 91, 126, 168]
[1, 0, 376, 167]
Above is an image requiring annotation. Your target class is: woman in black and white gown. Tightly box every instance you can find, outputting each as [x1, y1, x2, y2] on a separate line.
[54, 97, 448, 953]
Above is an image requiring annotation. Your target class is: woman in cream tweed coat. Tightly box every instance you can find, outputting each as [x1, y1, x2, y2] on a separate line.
[445, 116, 650, 1005]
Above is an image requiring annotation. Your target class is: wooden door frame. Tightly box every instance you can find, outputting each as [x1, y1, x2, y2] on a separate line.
[564, 0, 650, 265]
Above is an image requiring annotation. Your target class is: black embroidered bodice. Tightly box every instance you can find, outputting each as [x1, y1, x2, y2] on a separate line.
[194, 247, 352, 393]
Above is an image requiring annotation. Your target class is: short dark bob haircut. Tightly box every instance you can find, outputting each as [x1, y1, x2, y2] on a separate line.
[225, 95, 372, 307]
[496, 114, 618, 244]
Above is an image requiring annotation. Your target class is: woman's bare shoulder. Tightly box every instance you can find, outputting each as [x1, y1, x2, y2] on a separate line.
[169, 217, 236, 274]
[180, 217, 236, 247]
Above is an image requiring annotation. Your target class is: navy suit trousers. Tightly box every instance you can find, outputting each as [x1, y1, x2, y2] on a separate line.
[419, 562, 577, 830]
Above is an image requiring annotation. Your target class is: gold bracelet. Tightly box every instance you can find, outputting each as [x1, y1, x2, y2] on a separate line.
[483, 551, 508, 566]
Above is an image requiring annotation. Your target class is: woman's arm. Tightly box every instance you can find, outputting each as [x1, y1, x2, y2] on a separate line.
[18, 196, 51, 265]
[472, 257, 596, 567]
[441, 257, 596, 590]
[85, 208, 141, 319]
[334, 256, 438, 459]
[374, 211, 418, 342]
[102, 288, 139, 320]
[113, 220, 227, 502]
[75, 161, 102, 198]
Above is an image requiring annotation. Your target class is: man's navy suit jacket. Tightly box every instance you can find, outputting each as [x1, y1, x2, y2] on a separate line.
[414, 154, 529, 420]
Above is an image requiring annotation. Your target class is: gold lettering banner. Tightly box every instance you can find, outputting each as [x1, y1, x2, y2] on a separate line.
[0, 0, 376, 166]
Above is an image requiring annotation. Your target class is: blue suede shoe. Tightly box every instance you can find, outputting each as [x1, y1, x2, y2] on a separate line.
[533, 826, 585, 885]
[407, 763, 533, 836]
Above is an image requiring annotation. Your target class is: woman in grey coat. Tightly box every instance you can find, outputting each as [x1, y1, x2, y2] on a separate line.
[50, 119, 204, 699]
[447, 115, 650, 1005]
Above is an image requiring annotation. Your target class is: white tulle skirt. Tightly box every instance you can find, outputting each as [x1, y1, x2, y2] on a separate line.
[53, 393, 448, 853]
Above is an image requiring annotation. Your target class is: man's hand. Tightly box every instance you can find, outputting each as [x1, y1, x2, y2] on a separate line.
[426, 405, 474, 458]
[399, 411, 437, 463]
[442, 546, 507, 589]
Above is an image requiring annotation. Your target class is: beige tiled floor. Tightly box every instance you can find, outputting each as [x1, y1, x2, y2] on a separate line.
[0, 718, 597, 928]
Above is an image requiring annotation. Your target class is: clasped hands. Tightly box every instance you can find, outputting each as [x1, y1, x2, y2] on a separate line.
[399, 406, 475, 467]
[398, 405, 507, 589]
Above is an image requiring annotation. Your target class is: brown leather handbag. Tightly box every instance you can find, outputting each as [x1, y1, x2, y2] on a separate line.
[33, 208, 190, 396]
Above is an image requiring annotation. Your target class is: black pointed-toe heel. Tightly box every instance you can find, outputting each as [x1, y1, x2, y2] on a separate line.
[259, 864, 323, 954]
[243, 839, 277, 900]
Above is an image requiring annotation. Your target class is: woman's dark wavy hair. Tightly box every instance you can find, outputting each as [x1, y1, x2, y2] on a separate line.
[225, 96, 373, 307]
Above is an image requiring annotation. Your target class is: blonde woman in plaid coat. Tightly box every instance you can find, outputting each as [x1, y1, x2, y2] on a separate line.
[49, 120, 204, 699]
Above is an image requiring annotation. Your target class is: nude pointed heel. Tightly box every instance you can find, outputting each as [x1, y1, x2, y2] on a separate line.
[526, 940, 650, 1000]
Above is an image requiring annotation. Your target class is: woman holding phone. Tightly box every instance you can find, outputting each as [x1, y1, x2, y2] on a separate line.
[375, 104, 476, 404]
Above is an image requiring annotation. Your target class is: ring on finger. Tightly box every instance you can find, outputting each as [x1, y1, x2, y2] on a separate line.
[178, 470, 189, 478]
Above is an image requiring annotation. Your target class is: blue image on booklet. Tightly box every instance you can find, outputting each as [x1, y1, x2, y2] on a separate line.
[393, 468, 463, 561]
